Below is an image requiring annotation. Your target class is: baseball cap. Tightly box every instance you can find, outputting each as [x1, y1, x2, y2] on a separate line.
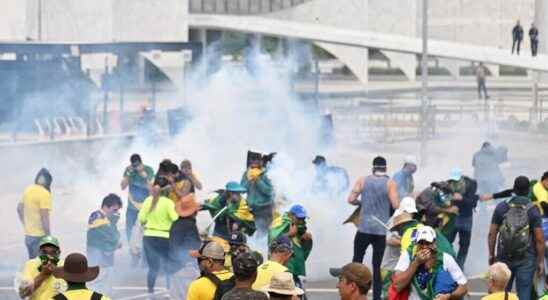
[270, 235, 293, 252]
[289, 204, 307, 219]
[513, 176, 530, 196]
[229, 232, 247, 246]
[449, 167, 462, 181]
[225, 181, 247, 193]
[396, 196, 418, 215]
[415, 226, 436, 243]
[329, 263, 372, 290]
[373, 156, 387, 167]
[232, 252, 258, 278]
[404, 155, 417, 165]
[200, 241, 225, 260]
[39, 236, 60, 249]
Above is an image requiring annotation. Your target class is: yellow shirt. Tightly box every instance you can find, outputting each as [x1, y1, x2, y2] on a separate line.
[186, 270, 233, 300]
[21, 184, 52, 237]
[481, 291, 518, 300]
[138, 196, 179, 238]
[252, 260, 288, 290]
[53, 287, 111, 300]
[21, 258, 66, 300]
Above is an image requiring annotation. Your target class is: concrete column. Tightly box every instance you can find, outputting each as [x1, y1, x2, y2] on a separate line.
[535, 0, 547, 55]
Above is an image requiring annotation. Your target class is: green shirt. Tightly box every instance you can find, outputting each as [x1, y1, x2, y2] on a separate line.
[138, 196, 178, 238]
[125, 165, 155, 210]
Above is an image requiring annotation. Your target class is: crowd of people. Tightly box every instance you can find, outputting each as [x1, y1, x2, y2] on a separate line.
[14, 143, 548, 300]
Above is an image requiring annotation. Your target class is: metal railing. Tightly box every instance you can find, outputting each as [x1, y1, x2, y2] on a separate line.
[190, 0, 310, 15]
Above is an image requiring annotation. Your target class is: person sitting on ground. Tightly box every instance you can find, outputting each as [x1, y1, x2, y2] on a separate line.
[18, 236, 66, 300]
[481, 262, 518, 300]
[86, 194, 123, 296]
[393, 226, 468, 300]
[221, 253, 268, 300]
[202, 181, 256, 240]
[187, 241, 234, 300]
[253, 235, 293, 290]
[330, 262, 372, 300]
[261, 272, 304, 300]
[51, 252, 110, 300]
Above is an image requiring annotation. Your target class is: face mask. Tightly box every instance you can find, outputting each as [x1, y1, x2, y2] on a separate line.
[109, 213, 120, 224]
[37, 253, 60, 271]
[297, 224, 307, 236]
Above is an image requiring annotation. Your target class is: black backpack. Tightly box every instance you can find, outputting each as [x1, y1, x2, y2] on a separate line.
[498, 200, 534, 260]
[201, 272, 236, 300]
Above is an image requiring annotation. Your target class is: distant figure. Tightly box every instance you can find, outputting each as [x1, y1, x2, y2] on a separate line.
[472, 142, 507, 194]
[476, 63, 489, 100]
[17, 168, 53, 259]
[312, 155, 350, 197]
[530, 23, 539, 57]
[512, 20, 524, 55]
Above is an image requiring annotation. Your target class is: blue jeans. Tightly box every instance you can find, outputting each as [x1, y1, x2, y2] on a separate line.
[25, 236, 43, 259]
[505, 257, 536, 300]
[446, 216, 472, 269]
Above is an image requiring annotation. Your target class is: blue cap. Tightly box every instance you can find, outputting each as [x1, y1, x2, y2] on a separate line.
[270, 235, 293, 252]
[289, 204, 307, 219]
[225, 181, 247, 193]
[449, 167, 462, 181]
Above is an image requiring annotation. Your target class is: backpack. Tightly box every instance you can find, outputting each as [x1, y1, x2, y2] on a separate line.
[201, 272, 236, 300]
[498, 200, 534, 260]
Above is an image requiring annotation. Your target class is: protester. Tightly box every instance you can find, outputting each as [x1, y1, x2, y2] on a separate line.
[50, 253, 110, 299]
[346, 156, 399, 300]
[530, 23, 539, 57]
[18, 236, 66, 300]
[187, 241, 235, 300]
[269, 204, 313, 291]
[482, 262, 518, 300]
[203, 181, 256, 240]
[472, 142, 506, 194]
[444, 167, 479, 269]
[253, 235, 293, 290]
[392, 156, 418, 199]
[241, 150, 275, 236]
[488, 176, 544, 300]
[17, 168, 53, 259]
[138, 176, 179, 296]
[166, 162, 190, 202]
[481, 171, 547, 208]
[180, 159, 203, 192]
[121, 153, 154, 262]
[330, 263, 372, 300]
[170, 192, 201, 266]
[415, 180, 459, 237]
[512, 20, 524, 55]
[86, 194, 122, 296]
[261, 272, 304, 300]
[312, 155, 350, 196]
[476, 63, 490, 100]
[221, 253, 268, 300]
[393, 226, 468, 300]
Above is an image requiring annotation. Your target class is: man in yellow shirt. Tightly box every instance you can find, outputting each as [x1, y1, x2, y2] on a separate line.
[482, 262, 518, 300]
[252, 236, 293, 290]
[51, 252, 110, 300]
[17, 168, 53, 258]
[19, 236, 66, 300]
[187, 241, 234, 300]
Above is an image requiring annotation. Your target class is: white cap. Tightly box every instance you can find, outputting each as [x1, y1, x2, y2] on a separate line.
[396, 197, 418, 215]
[404, 155, 417, 165]
[415, 226, 436, 243]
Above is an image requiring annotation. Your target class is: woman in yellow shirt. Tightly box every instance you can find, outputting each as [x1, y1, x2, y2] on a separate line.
[138, 177, 179, 295]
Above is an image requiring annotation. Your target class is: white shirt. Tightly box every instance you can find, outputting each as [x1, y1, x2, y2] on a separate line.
[395, 251, 467, 300]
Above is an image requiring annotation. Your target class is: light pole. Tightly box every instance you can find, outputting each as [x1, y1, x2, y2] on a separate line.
[420, 0, 429, 166]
